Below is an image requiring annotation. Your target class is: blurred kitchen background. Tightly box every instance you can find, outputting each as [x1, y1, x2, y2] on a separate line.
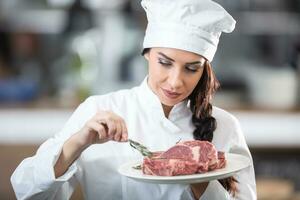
[0, 0, 300, 199]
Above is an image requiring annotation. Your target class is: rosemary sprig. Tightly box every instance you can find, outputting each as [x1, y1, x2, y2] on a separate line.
[128, 139, 153, 157]
[132, 164, 142, 170]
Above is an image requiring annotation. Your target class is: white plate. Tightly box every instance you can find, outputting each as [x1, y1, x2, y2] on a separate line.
[118, 153, 251, 184]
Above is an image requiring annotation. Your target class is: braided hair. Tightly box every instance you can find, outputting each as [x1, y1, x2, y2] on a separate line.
[188, 59, 238, 196]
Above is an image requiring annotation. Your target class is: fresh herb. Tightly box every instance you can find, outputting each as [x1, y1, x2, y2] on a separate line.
[128, 139, 153, 157]
[132, 164, 142, 170]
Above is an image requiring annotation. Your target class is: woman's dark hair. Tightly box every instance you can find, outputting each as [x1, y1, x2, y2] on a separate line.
[142, 48, 238, 196]
[188, 60, 218, 142]
[188, 59, 238, 196]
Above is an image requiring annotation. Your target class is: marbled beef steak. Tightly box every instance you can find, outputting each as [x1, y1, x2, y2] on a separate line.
[142, 141, 226, 176]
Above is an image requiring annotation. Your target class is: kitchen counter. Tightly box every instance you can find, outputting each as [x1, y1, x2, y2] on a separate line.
[0, 109, 299, 147]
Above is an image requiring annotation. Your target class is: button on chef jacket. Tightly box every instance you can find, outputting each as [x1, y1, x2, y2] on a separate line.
[11, 77, 256, 200]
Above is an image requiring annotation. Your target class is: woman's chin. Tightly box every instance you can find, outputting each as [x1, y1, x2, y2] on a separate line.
[160, 96, 181, 107]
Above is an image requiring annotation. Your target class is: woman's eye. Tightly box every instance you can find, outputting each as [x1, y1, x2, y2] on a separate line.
[158, 58, 172, 66]
[186, 66, 199, 72]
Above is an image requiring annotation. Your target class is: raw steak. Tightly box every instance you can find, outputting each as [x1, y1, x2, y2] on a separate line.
[142, 140, 226, 176]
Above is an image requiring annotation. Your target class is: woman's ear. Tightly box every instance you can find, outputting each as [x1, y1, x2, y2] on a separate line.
[144, 52, 150, 61]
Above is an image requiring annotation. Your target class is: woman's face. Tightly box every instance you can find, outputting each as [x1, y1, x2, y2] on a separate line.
[144, 47, 206, 107]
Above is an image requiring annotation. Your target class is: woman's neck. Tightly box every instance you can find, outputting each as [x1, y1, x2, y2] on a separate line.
[162, 104, 173, 118]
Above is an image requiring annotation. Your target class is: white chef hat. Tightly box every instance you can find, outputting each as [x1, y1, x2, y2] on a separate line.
[141, 0, 236, 62]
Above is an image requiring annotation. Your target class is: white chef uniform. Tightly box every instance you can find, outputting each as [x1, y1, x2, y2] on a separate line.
[11, 77, 256, 200]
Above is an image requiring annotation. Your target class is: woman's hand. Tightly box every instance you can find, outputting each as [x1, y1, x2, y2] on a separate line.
[77, 110, 128, 147]
[54, 110, 128, 178]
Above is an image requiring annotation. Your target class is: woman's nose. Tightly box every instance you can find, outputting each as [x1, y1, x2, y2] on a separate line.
[168, 69, 184, 89]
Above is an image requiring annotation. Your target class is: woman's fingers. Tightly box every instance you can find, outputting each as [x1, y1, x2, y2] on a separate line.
[95, 118, 113, 137]
[87, 121, 107, 140]
[113, 119, 128, 142]
[113, 121, 122, 141]
[94, 111, 128, 143]
[120, 120, 128, 142]
[105, 119, 117, 137]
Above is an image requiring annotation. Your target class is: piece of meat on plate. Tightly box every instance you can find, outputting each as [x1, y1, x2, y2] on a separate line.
[142, 140, 226, 176]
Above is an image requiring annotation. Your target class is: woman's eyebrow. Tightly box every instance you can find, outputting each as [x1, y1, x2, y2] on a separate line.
[158, 52, 175, 62]
[186, 61, 202, 65]
[158, 52, 204, 65]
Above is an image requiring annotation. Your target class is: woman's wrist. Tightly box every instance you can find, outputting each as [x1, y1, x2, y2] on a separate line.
[54, 133, 89, 178]
[71, 131, 92, 151]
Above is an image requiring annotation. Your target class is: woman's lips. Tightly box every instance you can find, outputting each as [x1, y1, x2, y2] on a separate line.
[161, 88, 181, 99]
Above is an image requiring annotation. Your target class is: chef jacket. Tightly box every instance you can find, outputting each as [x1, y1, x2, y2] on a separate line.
[11, 77, 256, 200]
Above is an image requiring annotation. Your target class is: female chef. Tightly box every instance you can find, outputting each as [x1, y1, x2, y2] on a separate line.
[11, 0, 256, 199]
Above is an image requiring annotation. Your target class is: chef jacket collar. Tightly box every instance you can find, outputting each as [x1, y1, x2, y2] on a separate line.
[138, 76, 190, 120]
